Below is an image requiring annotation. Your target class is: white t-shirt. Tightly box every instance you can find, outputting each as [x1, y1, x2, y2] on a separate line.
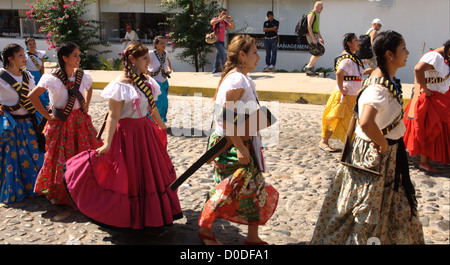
[148, 50, 169, 83]
[25, 50, 46, 72]
[335, 55, 364, 95]
[214, 72, 259, 137]
[0, 68, 36, 115]
[213, 71, 266, 172]
[124, 30, 139, 42]
[37, 72, 92, 109]
[419, 51, 450, 94]
[355, 83, 406, 141]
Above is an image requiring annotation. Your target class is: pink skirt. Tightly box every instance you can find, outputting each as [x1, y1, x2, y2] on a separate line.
[64, 117, 182, 229]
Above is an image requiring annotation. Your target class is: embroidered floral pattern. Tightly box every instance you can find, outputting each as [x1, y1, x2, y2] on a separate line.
[310, 135, 424, 245]
[0, 115, 44, 203]
[198, 132, 278, 229]
[34, 109, 102, 206]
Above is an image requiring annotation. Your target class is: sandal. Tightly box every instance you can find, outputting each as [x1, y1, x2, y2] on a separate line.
[243, 239, 269, 245]
[319, 144, 338, 152]
[198, 231, 221, 245]
[418, 162, 439, 173]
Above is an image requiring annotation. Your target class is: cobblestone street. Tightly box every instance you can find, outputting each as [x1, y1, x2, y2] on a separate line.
[1, 92, 449, 245]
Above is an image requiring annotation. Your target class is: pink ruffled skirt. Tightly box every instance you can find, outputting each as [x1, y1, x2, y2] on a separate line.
[64, 117, 182, 229]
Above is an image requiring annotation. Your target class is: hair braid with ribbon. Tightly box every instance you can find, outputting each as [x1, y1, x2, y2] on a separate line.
[121, 43, 149, 86]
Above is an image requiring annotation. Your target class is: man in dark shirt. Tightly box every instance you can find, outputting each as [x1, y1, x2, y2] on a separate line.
[263, 11, 279, 72]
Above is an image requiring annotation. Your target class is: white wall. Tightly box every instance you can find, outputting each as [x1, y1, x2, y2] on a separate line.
[209, 0, 450, 83]
[2, 0, 449, 83]
[318, 0, 450, 83]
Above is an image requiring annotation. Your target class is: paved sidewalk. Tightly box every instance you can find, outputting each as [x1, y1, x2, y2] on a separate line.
[85, 70, 414, 105]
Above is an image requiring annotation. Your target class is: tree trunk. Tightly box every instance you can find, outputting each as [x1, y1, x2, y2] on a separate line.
[194, 53, 199, 72]
[190, 2, 199, 72]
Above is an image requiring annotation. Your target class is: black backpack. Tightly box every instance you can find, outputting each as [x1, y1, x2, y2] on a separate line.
[295, 13, 314, 36]
[357, 31, 373, 59]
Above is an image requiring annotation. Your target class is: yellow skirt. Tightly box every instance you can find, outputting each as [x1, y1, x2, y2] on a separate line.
[321, 90, 357, 143]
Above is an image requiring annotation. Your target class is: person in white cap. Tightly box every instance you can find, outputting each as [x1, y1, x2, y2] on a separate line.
[365, 18, 383, 69]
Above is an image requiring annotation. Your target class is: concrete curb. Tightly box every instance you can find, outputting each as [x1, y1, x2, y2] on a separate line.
[92, 81, 411, 106]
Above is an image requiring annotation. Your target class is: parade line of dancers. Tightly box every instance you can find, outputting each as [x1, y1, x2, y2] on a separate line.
[1, 32, 449, 245]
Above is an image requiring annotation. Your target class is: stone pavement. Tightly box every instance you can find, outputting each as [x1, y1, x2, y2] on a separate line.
[1, 89, 449, 246]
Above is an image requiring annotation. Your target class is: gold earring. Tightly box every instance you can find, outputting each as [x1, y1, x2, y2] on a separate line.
[240, 62, 247, 70]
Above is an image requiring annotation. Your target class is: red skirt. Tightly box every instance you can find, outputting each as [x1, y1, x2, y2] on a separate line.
[404, 90, 450, 164]
[64, 117, 182, 229]
[34, 109, 102, 206]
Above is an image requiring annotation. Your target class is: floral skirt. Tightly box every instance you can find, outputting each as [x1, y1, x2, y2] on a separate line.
[34, 109, 102, 206]
[310, 135, 424, 245]
[198, 132, 278, 229]
[321, 90, 357, 143]
[0, 113, 45, 203]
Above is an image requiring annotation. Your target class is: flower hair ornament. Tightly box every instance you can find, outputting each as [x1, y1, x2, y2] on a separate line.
[122, 50, 129, 68]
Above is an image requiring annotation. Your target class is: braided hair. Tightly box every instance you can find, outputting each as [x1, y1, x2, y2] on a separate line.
[337, 33, 364, 67]
[443, 39, 450, 65]
[2, 43, 23, 69]
[57, 42, 80, 81]
[213, 34, 255, 100]
[121, 43, 149, 85]
[372, 30, 420, 219]
[371, 30, 404, 81]
[342, 33, 356, 55]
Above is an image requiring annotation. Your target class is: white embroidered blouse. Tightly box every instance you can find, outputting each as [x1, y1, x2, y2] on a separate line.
[101, 76, 161, 119]
[37, 72, 93, 110]
[0, 68, 36, 115]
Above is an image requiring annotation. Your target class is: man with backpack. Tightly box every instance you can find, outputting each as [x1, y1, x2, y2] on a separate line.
[361, 18, 383, 69]
[304, 1, 324, 76]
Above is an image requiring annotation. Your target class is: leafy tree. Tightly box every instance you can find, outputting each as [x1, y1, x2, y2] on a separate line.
[28, 0, 110, 69]
[160, 0, 221, 72]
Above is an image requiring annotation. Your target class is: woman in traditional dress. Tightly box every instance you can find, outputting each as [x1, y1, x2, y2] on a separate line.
[28, 42, 102, 210]
[148, 36, 172, 123]
[403, 40, 450, 173]
[198, 35, 278, 245]
[311, 31, 424, 244]
[24, 38, 49, 109]
[0, 43, 45, 203]
[63, 43, 182, 230]
[319, 33, 370, 152]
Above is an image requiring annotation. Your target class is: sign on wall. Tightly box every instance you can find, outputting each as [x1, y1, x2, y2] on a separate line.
[228, 33, 309, 51]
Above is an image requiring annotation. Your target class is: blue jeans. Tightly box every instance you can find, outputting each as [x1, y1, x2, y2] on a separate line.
[264, 38, 278, 66]
[213, 41, 226, 73]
